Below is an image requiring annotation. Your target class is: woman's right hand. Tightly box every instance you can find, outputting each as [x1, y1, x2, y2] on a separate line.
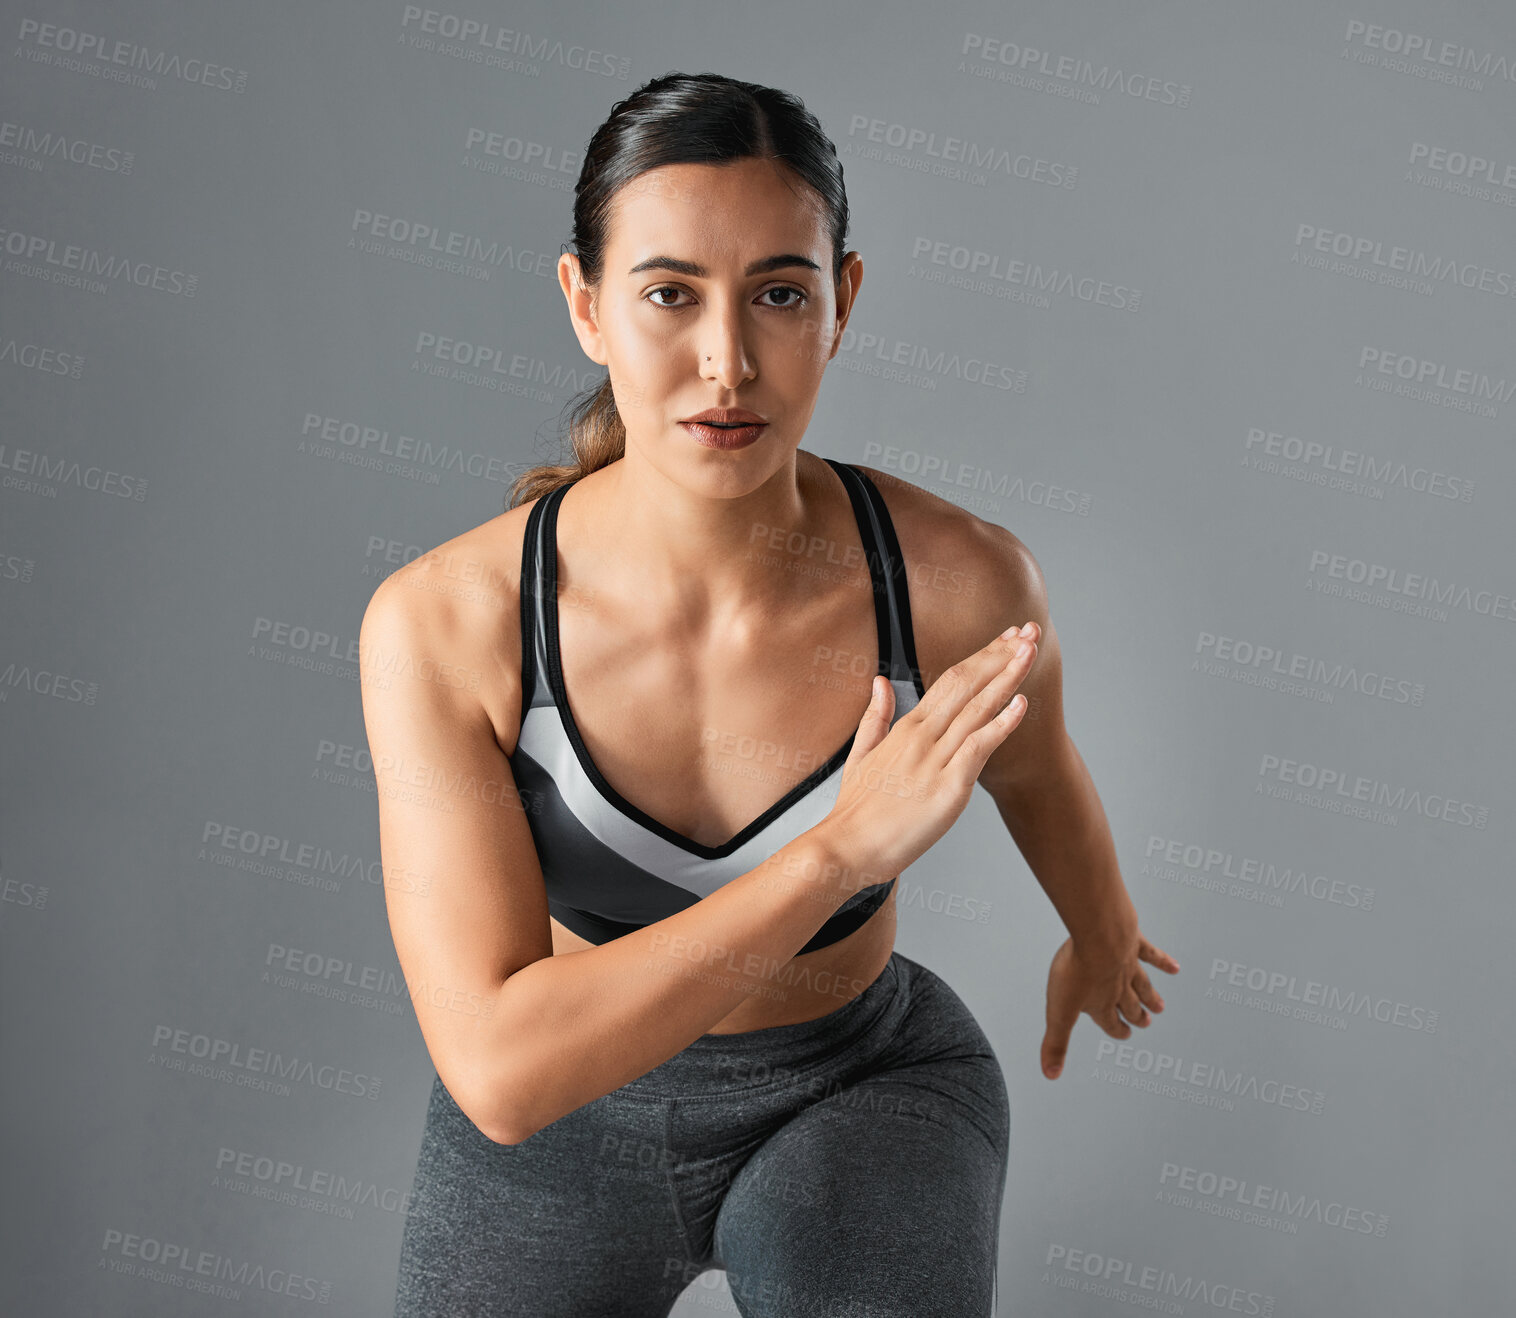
[820, 622, 1039, 888]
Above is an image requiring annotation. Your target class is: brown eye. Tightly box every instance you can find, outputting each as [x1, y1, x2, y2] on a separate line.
[762, 286, 808, 309]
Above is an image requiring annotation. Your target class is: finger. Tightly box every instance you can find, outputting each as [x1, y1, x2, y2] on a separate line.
[1130, 967, 1166, 1014]
[840, 675, 895, 774]
[1119, 985, 1149, 1027]
[1042, 991, 1079, 1079]
[1040, 1027, 1073, 1079]
[1138, 939, 1181, 975]
[1095, 1004, 1131, 1039]
[948, 685, 1030, 778]
[939, 649, 1036, 770]
[915, 626, 1037, 740]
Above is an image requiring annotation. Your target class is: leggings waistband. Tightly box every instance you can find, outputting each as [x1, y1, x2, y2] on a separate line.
[617, 952, 907, 1099]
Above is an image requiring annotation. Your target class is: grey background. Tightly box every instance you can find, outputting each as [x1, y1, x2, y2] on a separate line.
[3, 1, 1513, 1313]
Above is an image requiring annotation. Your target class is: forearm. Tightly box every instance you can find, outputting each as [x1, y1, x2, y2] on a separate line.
[484, 823, 870, 1142]
[988, 735, 1138, 952]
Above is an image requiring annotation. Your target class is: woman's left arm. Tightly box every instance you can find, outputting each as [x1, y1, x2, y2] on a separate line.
[855, 465, 1180, 1081]
[947, 525, 1181, 1081]
[980, 672, 1179, 1080]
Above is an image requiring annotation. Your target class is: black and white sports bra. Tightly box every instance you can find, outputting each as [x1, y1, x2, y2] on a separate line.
[507, 457, 927, 954]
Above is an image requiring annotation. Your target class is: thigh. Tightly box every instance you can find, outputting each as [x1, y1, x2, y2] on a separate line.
[712, 970, 1011, 1317]
[393, 1074, 693, 1318]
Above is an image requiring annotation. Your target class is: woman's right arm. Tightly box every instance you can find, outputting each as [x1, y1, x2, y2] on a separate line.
[358, 572, 871, 1146]
[360, 570, 1035, 1145]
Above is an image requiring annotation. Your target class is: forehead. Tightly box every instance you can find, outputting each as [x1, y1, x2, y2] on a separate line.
[606, 160, 827, 265]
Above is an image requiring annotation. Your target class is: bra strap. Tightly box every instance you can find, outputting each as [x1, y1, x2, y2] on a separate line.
[516, 490, 556, 710]
[825, 457, 894, 683]
[826, 460, 925, 696]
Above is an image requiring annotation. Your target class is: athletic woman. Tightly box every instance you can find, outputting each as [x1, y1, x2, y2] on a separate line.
[360, 71, 1179, 1318]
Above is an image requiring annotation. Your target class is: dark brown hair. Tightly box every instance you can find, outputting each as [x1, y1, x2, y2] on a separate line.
[506, 71, 850, 510]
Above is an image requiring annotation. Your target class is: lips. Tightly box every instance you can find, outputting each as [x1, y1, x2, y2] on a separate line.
[681, 408, 767, 425]
[680, 413, 768, 450]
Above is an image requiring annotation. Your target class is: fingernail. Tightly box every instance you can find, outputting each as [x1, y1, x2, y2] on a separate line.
[1000, 624, 1020, 639]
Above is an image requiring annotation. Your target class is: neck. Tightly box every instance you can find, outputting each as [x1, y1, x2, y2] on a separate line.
[566, 449, 825, 629]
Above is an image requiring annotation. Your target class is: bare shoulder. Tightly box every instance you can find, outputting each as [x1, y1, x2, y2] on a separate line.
[850, 462, 1049, 688]
[359, 501, 539, 752]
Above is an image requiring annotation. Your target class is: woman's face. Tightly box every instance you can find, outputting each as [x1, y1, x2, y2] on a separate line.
[559, 157, 861, 490]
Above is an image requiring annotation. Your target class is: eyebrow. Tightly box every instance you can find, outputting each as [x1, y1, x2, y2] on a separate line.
[626, 254, 822, 278]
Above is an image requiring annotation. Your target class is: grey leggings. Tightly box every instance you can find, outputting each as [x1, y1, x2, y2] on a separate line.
[392, 950, 1011, 1317]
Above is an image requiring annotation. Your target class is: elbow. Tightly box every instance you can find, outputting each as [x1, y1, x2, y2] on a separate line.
[442, 1055, 533, 1146]
[483, 1107, 547, 1147]
[480, 1117, 532, 1147]
[454, 969, 559, 1144]
[478, 1089, 539, 1145]
[463, 1067, 542, 1147]
[466, 1101, 535, 1147]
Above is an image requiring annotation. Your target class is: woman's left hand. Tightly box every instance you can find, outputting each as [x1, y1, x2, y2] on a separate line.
[1040, 932, 1179, 1079]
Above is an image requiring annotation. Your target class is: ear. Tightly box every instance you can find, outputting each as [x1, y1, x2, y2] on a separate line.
[826, 251, 864, 362]
[558, 252, 608, 366]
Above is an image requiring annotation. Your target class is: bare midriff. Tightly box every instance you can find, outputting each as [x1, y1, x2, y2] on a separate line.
[547, 900, 897, 1035]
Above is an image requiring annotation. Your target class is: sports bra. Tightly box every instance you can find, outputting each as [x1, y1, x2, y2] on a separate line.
[508, 456, 928, 954]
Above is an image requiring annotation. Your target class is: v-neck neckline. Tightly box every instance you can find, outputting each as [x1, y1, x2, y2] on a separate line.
[539, 459, 894, 860]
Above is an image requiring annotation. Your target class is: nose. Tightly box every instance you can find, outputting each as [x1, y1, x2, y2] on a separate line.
[699, 307, 757, 388]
